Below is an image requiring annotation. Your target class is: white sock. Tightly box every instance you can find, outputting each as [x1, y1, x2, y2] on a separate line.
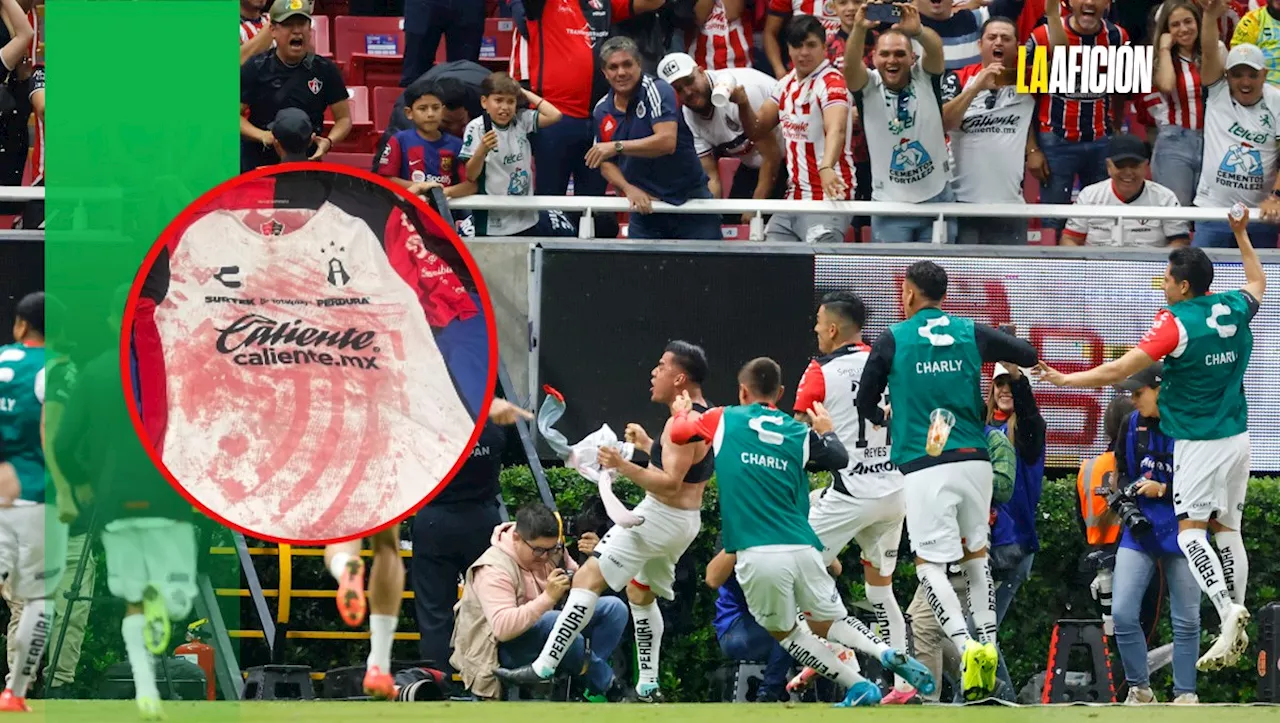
[826, 615, 890, 658]
[1177, 529, 1234, 620]
[959, 557, 998, 646]
[367, 614, 397, 672]
[532, 588, 598, 677]
[8, 601, 49, 697]
[122, 614, 160, 700]
[781, 625, 864, 689]
[328, 551, 355, 582]
[866, 583, 910, 690]
[917, 562, 971, 655]
[629, 600, 663, 689]
[1214, 531, 1249, 607]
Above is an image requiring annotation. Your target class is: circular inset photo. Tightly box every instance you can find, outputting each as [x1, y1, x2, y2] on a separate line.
[122, 163, 497, 543]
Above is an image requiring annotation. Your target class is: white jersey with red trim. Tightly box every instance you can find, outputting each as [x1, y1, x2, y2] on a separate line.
[771, 60, 855, 200]
[793, 344, 902, 499]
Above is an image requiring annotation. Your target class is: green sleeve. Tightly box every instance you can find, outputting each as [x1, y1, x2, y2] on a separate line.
[987, 429, 1016, 504]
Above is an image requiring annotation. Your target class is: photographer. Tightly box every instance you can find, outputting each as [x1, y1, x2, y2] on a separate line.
[1110, 363, 1200, 705]
[984, 357, 1046, 698]
[450, 504, 630, 700]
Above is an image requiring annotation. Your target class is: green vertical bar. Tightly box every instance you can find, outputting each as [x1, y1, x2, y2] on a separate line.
[47, 0, 241, 707]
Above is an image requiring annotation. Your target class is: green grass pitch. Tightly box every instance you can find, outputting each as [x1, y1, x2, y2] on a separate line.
[30, 701, 1280, 723]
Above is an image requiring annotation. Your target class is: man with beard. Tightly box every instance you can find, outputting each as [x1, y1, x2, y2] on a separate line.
[844, 2, 954, 243]
[496, 341, 714, 703]
[941, 16, 1043, 244]
[240, 0, 351, 171]
[657, 52, 786, 224]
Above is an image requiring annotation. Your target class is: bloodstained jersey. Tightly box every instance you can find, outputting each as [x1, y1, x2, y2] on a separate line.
[793, 343, 902, 499]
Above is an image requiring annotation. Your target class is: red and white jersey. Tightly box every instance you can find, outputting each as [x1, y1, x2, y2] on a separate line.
[689, 0, 753, 70]
[771, 60, 855, 200]
[1160, 44, 1220, 132]
[767, 0, 840, 27]
[240, 14, 269, 44]
[794, 344, 902, 499]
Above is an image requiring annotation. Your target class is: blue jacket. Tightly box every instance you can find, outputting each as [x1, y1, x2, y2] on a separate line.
[1115, 411, 1181, 558]
[988, 375, 1047, 552]
[713, 574, 750, 642]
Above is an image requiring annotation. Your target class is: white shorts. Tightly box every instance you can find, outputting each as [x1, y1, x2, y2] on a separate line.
[0, 504, 67, 602]
[904, 460, 993, 564]
[593, 496, 700, 600]
[809, 487, 904, 575]
[1173, 432, 1250, 528]
[102, 518, 198, 617]
[736, 545, 846, 632]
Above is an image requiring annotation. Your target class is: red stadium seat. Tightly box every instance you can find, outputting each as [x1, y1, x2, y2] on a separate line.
[1027, 227, 1057, 246]
[312, 14, 331, 55]
[347, 54, 405, 91]
[327, 152, 375, 170]
[333, 16, 404, 64]
[717, 157, 740, 198]
[372, 85, 401, 133]
[720, 224, 750, 240]
[324, 86, 375, 152]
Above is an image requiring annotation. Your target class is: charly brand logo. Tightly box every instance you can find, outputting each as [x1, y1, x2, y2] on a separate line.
[213, 266, 243, 289]
[215, 314, 381, 369]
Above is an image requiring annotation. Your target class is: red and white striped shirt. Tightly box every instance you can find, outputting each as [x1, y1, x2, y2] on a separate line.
[767, 0, 840, 26]
[771, 60, 855, 200]
[1160, 45, 1218, 132]
[240, 14, 268, 45]
[689, 0, 753, 70]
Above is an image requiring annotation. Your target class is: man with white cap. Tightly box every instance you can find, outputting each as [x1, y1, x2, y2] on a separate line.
[1193, 0, 1280, 248]
[657, 52, 787, 223]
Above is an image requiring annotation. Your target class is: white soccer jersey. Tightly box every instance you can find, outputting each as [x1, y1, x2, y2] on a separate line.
[460, 109, 539, 236]
[771, 60, 856, 200]
[858, 63, 950, 203]
[1195, 80, 1280, 208]
[1064, 179, 1190, 247]
[941, 63, 1036, 204]
[685, 67, 780, 169]
[153, 202, 477, 541]
[794, 344, 903, 499]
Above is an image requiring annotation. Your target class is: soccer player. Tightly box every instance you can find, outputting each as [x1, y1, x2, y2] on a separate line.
[328, 397, 535, 699]
[856, 261, 1039, 701]
[668, 357, 931, 707]
[792, 290, 922, 704]
[1039, 205, 1265, 671]
[497, 341, 714, 702]
[0, 293, 65, 712]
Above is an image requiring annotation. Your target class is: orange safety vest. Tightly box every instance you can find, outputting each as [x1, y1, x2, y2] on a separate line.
[1076, 452, 1122, 546]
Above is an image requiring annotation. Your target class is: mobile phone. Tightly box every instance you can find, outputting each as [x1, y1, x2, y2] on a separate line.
[482, 112, 493, 133]
[865, 2, 901, 24]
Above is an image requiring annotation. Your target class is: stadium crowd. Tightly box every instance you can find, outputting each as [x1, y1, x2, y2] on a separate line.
[240, 0, 1280, 244]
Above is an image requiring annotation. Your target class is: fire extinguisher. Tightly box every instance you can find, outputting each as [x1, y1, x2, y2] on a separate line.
[174, 619, 216, 701]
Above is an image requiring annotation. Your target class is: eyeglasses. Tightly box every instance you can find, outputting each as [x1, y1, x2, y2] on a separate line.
[523, 539, 564, 558]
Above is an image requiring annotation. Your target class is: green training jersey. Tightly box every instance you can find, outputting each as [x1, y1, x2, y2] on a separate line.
[0, 343, 46, 502]
[708, 403, 823, 553]
[1152, 290, 1257, 441]
[885, 308, 987, 468]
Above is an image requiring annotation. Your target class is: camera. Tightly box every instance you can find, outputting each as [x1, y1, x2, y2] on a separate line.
[1106, 482, 1152, 537]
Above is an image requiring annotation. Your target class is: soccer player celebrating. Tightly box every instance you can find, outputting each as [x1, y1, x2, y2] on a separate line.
[791, 290, 925, 703]
[1039, 205, 1265, 671]
[668, 358, 928, 707]
[0, 293, 65, 712]
[497, 342, 714, 702]
[856, 261, 1039, 701]
[328, 397, 534, 699]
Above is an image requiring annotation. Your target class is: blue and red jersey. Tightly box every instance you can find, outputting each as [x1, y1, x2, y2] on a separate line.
[377, 129, 466, 187]
[1025, 18, 1129, 143]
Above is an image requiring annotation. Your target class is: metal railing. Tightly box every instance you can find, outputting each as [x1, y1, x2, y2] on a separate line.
[449, 195, 1258, 245]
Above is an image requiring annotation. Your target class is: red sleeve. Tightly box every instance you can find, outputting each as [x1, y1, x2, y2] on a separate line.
[817, 69, 849, 108]
[793, 360, 826, 414]
[1137, 309, 1179, 361]
[382, 207, 479, 327]
[611, 0, 632, 22]
[767, 0, 792, 15]
[670, 406, 724, 445]
[377, 135, 402, 177]
[1061, 227, 1087, 243]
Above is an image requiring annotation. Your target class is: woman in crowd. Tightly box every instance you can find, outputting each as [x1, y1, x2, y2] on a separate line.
[984, 359, 1046, 697]
[1110, 363, 1200, 705]
[1152, 0, 1215, 207]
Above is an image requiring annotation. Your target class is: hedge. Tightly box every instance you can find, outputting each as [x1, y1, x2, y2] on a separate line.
[28, 468, 1280, 703]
